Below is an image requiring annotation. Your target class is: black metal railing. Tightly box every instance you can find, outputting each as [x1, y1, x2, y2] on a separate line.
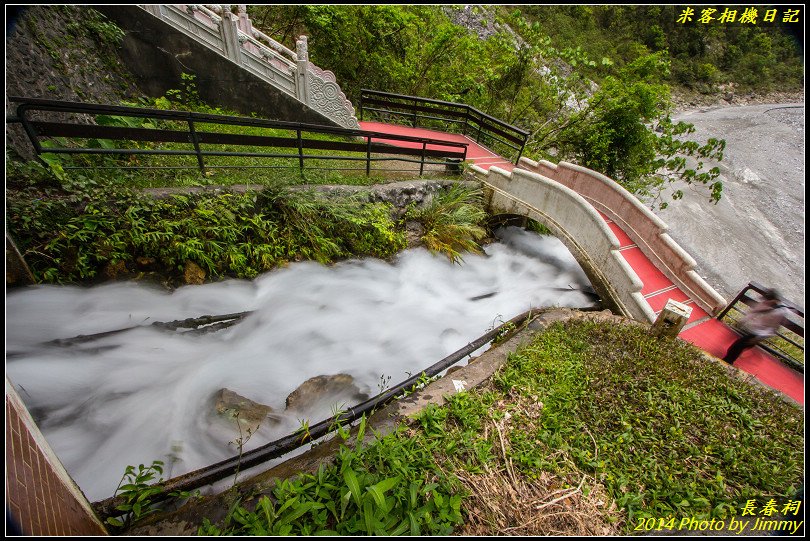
[7, 97, 468, 177]
[359, 89, 529, 164]
[717, 282, 804, 372]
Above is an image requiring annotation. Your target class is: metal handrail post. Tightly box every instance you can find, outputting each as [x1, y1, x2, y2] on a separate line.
[14, 104, 47, 167]
[297, 129, 304, 173]
[462, 106, 469, 136]
[187, 119, 206, 175]
[366, 136, 372, 176]
[716, 284, 751, 321]
[514, 139, 527, 165]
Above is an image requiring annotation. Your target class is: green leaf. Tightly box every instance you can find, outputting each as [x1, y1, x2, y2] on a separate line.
[409, 511, 420, 536]
[362, 500, 376, 535]
[366, 476, 400, 509]
[356, 415, 367, 448]
[277, 501, 317, 526]
[389, 518, 410, 536]
[343, 468, 363, 508]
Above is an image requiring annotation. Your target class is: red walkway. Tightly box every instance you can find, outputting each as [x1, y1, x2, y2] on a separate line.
[360, 121, 515, 172]
[363, 121, 804, 405]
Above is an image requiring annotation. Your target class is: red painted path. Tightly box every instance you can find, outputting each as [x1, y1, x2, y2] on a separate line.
[362, 121, 804, 405]
[360, 121, 516, 172]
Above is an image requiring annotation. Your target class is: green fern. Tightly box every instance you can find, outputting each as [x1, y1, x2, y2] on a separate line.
[408, 184, 487, 263]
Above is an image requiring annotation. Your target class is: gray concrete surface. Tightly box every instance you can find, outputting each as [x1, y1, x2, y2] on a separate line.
[654, 103, 805, 308]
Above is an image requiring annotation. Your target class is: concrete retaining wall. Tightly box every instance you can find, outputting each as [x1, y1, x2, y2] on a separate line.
[473, 165, 654, 322]
[94, 6, 339, 126]
[518, 158, 727, 314]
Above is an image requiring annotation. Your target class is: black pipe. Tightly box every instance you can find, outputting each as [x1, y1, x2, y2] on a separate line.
[92, 309, 537, 519]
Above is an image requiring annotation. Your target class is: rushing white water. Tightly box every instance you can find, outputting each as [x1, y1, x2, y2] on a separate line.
[5, 227, 595, 502]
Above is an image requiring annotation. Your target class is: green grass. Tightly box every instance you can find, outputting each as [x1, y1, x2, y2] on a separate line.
[405, 183, 488, 263]
[491, 319, 803, 529]
[196, 417, 465, 536]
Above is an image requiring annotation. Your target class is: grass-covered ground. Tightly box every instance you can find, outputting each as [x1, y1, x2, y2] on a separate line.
[186, 316, 803, 536]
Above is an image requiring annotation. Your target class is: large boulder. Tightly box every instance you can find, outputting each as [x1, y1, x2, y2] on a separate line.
[213, 388, 276, 429]
[285, 374, 369, 415]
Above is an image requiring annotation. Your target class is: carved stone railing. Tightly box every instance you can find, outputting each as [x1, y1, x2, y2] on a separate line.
[138, 5, 359, 129]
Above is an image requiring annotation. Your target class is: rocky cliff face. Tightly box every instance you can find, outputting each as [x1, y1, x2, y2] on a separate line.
[5, 6, 142, 159]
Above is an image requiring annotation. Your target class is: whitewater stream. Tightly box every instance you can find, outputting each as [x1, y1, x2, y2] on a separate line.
[6, 227, 596, 502]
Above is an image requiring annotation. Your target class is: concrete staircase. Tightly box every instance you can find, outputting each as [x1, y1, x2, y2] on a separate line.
[138, 5, 359, 129]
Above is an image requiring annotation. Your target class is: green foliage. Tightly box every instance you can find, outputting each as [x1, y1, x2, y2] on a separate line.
[491, 321, 517, 345]
[106, 460, 196, 530]
[83, 8, 125, 45]
[519, 5, 803, 94]
[248, 6, 486, 105]
[6, 179, 405, 284]
[248, 6, 801, 210]
[542, 52, 726, 208]
[494, 320, 804, 529]
[406, 184, 487, 263]
[32, 6, 126, 75]
[198, 417, 463, 536]
[525, 219, 552, 236]
[162, 73, 207, 111]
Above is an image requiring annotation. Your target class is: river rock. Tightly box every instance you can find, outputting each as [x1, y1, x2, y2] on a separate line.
[445, 365, 464, 376]
[136, 256, 156, 269]
[405, 220, 426, 249]
[285, 374, 369, 413]
[183, 260, 206, 285]
[214, 388, 274, 429]
[103, 260, 128, 280]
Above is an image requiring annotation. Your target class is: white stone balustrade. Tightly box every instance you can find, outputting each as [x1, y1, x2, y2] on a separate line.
[139, 5, 359, 128]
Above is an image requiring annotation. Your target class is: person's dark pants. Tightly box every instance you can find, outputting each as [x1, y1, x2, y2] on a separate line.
[723, 333, 763, 363]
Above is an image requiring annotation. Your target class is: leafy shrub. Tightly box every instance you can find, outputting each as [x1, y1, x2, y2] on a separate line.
[406, 184, 487, 263]
[198, 417, 463, 535]
[6, 182, 406, 284]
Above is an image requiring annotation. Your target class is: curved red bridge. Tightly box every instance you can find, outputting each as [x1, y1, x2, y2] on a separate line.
[361, 120, 804, 405]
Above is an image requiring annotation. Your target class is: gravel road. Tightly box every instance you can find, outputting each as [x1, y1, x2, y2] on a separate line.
[653, 103, 805, 307]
